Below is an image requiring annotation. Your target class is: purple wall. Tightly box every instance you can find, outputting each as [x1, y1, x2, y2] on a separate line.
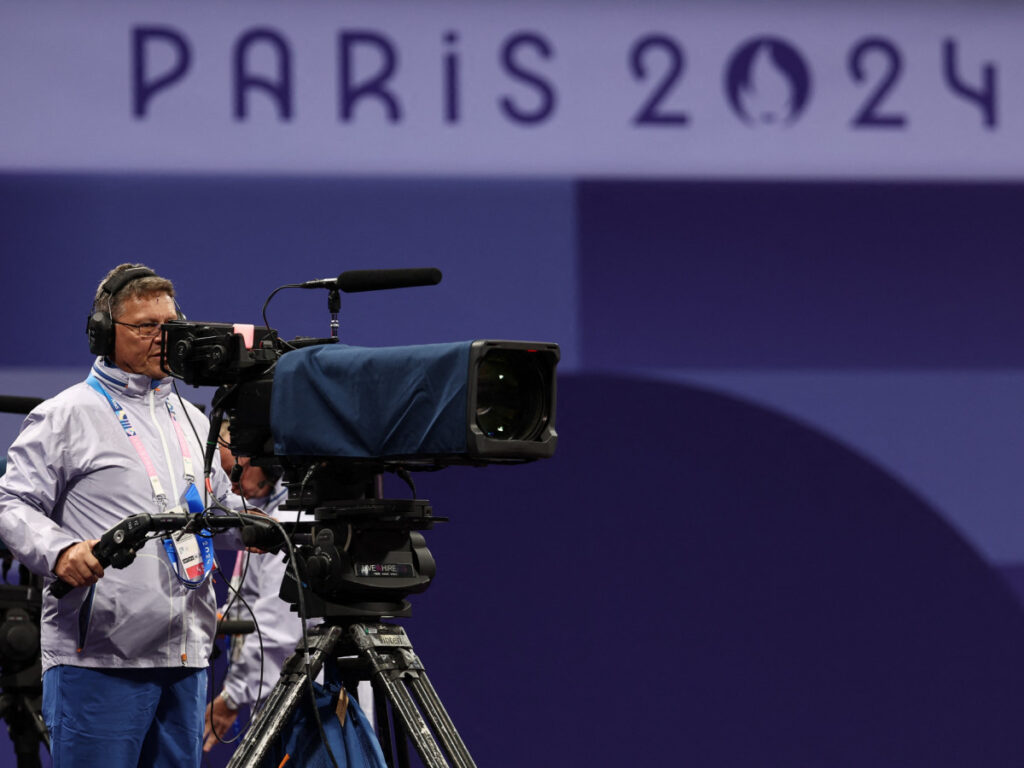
[3, 174, 1024, 766]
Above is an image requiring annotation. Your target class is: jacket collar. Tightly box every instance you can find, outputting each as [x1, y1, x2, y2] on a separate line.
[91, 357, 174, 400]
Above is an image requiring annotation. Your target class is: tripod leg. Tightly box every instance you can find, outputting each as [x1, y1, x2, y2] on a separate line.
[226, 624, 344, 768]
[372, 679, 397, 768]
[407, 673, 475, 768]
[0, 692, 48, 768]
[371, 664, 450, 768]
[350, 623, 477, 768]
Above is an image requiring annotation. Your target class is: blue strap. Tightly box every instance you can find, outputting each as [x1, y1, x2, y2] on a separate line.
[160, 483, 216, 589]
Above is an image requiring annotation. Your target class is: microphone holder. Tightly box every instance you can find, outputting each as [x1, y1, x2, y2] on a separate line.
[328, 288, 341, 339]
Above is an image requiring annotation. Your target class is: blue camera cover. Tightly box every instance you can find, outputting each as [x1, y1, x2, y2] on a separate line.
[271, 342, 471, 459]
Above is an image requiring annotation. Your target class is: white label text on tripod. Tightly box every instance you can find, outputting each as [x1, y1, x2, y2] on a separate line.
[357, 563, 413, 577]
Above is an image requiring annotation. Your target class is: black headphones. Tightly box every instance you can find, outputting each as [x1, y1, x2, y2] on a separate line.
[85, 267, 158, 357]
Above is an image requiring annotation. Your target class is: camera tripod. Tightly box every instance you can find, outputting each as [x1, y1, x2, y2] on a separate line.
[220, 490, 476, 768]
[225, 619, 475, 768]
[0, 569, 49, 768]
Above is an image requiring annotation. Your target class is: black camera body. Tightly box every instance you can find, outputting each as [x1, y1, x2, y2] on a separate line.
[160, 318, 559, 618]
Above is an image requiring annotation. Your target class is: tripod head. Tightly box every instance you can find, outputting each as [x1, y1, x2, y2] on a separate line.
[246, 463, 444, 621]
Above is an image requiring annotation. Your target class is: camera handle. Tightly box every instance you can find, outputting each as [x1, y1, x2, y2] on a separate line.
[47, 513, 189, 599]
[46, 512, 256, 599]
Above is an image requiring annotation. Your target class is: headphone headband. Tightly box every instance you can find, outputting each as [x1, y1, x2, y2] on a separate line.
[100, 267, 157, 302]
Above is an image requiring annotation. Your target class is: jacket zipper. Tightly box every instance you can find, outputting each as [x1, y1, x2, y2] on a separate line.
[149, 389, 190, 666]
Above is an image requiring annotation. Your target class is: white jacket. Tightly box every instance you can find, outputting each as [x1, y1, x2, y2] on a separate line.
[0, 358, 239, 673]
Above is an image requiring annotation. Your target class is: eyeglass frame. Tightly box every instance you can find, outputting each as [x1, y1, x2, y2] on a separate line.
[113, 320, 165, 339]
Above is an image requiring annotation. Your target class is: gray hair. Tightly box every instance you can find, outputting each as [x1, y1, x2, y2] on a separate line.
[92, 263, 175, 319]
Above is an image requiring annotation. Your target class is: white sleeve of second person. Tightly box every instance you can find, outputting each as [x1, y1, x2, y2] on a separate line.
[220, 551, 304, 709]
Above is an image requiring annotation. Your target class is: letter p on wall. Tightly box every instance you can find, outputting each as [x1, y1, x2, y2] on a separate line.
[132, 26, 192, 118]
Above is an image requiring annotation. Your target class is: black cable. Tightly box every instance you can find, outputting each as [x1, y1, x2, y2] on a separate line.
[176, 381, 271, 725]
[200, 491, 339, 768]
[192, 407, 268, 690]
[215, 477, 250, 621]
[172, 381, 219, 513]
[178, 375, 337, 764]
[261, 285, 301, 351]
[240, 507, 341, 768]
[172, 381, 206, 459]
[396, 466, 417, 497]
[211, 485, 279, 738]
[295, 463, 318, 525]
[186, 423, 279, 759]
[258, 461, 340, 767]
[172, 381, 271, 747]
[205, 546, 265, 751]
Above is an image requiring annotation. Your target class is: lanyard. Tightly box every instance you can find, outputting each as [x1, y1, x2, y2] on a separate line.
[85, 373, 214, 589]
[166, 401, 196, 485]
[86, 374, 195, 510]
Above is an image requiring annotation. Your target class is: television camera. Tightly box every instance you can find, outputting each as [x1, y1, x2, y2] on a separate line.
[157, 271, 558, 615]
[159, 268, 559, 767]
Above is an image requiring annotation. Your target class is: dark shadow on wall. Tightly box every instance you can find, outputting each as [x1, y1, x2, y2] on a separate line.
[402, 373, 1024, 767]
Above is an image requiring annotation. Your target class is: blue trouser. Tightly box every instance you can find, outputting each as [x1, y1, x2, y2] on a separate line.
[42, 665, 207, 768]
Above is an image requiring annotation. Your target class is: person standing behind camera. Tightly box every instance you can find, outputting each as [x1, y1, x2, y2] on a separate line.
[0, 264, 242, 768]
[204, 427, 296, 753]
[204, 434, 376, 757]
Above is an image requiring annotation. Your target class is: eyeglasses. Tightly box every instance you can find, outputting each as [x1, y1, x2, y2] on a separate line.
[114, 320, 164, 339]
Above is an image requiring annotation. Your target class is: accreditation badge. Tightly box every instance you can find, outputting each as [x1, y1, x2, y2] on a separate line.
[160, 482, 215, 587]
[173, 533, 206, 581]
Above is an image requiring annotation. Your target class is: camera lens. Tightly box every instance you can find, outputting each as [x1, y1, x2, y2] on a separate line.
[475, 350, 548, 441]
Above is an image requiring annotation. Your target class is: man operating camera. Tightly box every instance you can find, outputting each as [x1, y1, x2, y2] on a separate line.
[0, 264, 244, 767]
